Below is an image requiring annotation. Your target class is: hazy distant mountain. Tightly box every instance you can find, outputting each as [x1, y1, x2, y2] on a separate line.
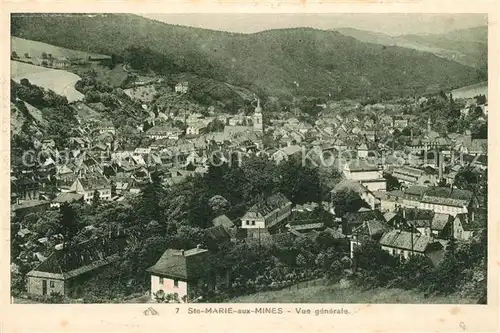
[335, 26, 487, 71]
[11, 14, 484, 99]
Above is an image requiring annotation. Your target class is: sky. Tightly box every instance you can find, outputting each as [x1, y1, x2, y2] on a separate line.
[140, 13, 487, 35]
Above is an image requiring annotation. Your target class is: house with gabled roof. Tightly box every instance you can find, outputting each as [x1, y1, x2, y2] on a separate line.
[147, 245, 229, 303]
[379, 230, 445, 265]
[212, 215, 235, 229]
[50, 192, 84, 209]
[349, 219, 389, 258]
[26, 235, 126, 297]
[69, 176, 112, 204]
[342, 208, 385, 236]
[241, 192, 292, 231]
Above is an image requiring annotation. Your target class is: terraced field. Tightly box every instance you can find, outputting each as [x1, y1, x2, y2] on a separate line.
[11, 61, 84, 103]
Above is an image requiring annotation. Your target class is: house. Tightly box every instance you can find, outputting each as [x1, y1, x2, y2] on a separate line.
[147, 246, 228, 303]
[331, 179, 378, 210]
[343, 160, 382, 182]
[56, 165, 76, 183]
[393, 117, 409, 129]
[379, 230, 445, 265]
[390, 166, 435, 186]
[241, 192, 292, 231]
[50, 192, 84, 208]
[145, 126, 182, 140]
[357, 143, 368, 159]
[349, 219, 388, 258]
[175, 81, 189, 94]
[96, 120, 116, 135]
[342, 208, 385, 236]
[287, 218, 324, 232]
[420, 187, 474, 216]
[204, 225, 231, 249]
[69, 177, 112, 204]
[212, 215, 235, 229]
[51, 57, 71, 69]
[186, 121, 208, 136]
[26, 236, 126, 297]
[12, 200, 50, 220]
[415, 213, 475, 241]
[271, 145, 302, 165]
[342, 160, 386, 192]
[12, 177, 40, 201]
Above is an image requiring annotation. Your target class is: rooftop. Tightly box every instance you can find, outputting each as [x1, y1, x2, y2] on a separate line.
[27, 236, 126, 280]
[246, 192, 291, 219]
[379, 230, 439, 253]
[146, 247, 211, 280]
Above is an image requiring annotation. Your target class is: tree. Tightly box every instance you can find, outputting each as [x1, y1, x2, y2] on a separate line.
[92, 190, 101, 207]
[278, 155, 322, 205]
[137, 171, 165, 223]
[11, 51, 19, 59]
[59, 203, 78, 240]
[41, 52, 48, 59]
[111, 181, 117, 197]
[208, 195, 230, 216]
[352, 239, 399, 287]
[454, 167, 480, 194]
[383, 173, 400, 191]
[331, 189, 366, 217]
[295, 253, 307, 267]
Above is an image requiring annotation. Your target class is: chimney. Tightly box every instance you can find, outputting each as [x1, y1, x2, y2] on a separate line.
[181, 249, 185, 256]
[196, 244, 201, 250]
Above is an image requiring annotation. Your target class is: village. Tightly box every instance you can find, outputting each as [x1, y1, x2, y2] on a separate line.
[10, 68, 488, 304]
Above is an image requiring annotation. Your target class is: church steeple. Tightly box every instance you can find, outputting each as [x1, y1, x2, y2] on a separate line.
[253, 97, 263, 133]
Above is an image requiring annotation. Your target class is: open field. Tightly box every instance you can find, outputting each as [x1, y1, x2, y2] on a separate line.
[231, 279, 475, 304]
[11, 61, 84, 103]
[123, 85, 157, 103]
[11, 36, 110, 60]
[451, 81, 488, 99]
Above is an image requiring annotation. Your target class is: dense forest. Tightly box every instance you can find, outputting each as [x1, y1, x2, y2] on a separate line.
[11, 14, 484, 100]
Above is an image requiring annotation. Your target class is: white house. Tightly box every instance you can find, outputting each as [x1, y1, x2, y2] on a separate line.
[146, 246, 228, 303]
[69, 177, 112, 204]
[241, 192, 292, 230]
[343, 160, 382, 182]
[145, 126, 182, 140]
[175, 81, 189, 94]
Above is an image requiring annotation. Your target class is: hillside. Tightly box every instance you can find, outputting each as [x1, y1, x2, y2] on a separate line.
[11, 36, 110, 60]
[231, 279, 476, 304]
[451, 81, 488, 99]
[11, 61, 84, 102]
[335, 26, 487, 71]
[11, 14, 483, 100]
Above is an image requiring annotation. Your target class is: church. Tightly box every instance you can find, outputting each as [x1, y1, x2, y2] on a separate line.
[253, 98, 264, 133]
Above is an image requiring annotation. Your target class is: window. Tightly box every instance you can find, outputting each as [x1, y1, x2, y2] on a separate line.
[251, 220, 255, 226]
[159, 277, 164, 285]
[174, 279, 179, 288]
[246, 221, 250, 226]
[50, 281, 55, 288]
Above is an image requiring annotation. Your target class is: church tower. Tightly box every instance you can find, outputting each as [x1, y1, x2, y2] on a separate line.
[253, 98, 263, 133]
[427, 117, 432, 133]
